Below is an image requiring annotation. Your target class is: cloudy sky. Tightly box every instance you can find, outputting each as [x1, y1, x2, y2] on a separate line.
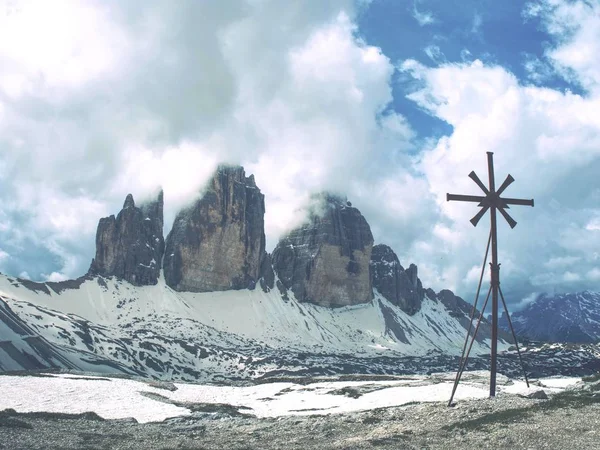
[0, 0, 599, 308]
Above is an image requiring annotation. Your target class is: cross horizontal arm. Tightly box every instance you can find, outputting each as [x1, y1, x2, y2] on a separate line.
[447, 193, 486, 203]
[502, 198, 534, 207]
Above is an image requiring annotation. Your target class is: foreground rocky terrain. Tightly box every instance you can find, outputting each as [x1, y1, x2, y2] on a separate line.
[1, 373, 599, 450]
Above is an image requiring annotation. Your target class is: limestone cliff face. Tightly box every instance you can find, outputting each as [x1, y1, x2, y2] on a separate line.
[272, 194, 374, 307]
[163, 166, 269, 292]
[89, 191, 164, 286]
[370, 244, 424, 315]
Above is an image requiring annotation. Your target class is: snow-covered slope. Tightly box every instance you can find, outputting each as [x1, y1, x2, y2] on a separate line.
[0, 271, 511, 381]
[0, 295, 143, 374]
[500, 291, 600, 343]
[0, 298, 75, 372]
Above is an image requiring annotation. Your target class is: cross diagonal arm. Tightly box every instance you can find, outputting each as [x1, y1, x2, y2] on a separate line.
[470, 205, 490, 227]
[496, 174, 515, 196]
[469, 171, 490, 195]
[497, 207, 517, 229]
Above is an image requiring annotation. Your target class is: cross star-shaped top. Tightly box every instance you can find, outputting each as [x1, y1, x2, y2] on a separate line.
[446, 152, 534, 228]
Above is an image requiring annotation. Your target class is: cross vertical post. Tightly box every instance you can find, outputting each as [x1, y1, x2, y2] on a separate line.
[446, 152, 534, 400]
[487, 152, 499, 398]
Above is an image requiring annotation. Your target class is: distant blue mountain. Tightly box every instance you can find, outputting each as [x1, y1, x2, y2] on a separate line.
[500, 291, 600, 343]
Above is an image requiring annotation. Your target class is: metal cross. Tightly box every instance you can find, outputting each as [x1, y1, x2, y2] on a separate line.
[447, 152, 534, 399]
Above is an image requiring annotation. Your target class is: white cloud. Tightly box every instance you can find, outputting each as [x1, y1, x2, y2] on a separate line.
[424, 45, 446, 64]
[43, 272, 69, 283]
[543, 256, 581, 269]
[463, 264, 489, 285]
[587, 268, 600, 281]
[586, 217, 600, 231]
[471, 12, 483, 35]
[399, 13, 600, 296]
[516, 292, 540, 310]
[525, 0, 600, 93]
[0, 0, 129, 97]
[0, 1, 424, 280]
[1, 0, 598, 304]
[563, 271, 581, 282]
[412, 0, 435, 26]
[522, 53, 556, 84]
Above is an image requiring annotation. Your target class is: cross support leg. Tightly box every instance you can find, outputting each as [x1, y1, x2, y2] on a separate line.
[490, 261, 500, 397]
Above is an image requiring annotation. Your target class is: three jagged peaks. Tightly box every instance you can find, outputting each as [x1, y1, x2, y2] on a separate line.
[88, 165, 425, 314]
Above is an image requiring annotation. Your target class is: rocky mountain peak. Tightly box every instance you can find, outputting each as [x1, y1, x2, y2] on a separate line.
[272, 193, 374, 307]
[123, 193, 135, 209]
[89, 190, 165, 286]
[163, 165, 271, 292]
[370, 244, 423, 315]
[500, 290, 600, 343]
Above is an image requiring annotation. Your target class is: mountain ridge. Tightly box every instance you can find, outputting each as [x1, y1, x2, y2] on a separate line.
[500, 291, 600, 343]
[0, 164, 530, 381]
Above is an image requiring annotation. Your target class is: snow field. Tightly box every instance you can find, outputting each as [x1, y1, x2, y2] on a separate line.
[0, 372, 581, 423]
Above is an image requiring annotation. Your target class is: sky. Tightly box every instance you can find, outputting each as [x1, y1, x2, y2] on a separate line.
[0, 0, 599, 309]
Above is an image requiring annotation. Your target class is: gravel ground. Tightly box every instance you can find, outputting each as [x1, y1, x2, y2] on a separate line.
[1, 384, 600, 450]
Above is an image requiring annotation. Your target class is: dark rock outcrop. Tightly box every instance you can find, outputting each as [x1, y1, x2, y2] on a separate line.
[370, 244, 424, 315]
[437, 289, 512, 344]
[259, 253, 275, 292]
[437, 289, 475, 319]
[272, 194, 374, 307]
[89, 191, 164, 286]
[163, 166, 267, 292]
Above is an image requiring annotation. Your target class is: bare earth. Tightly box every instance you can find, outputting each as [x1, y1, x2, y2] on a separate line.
[1, 387, 599, 450]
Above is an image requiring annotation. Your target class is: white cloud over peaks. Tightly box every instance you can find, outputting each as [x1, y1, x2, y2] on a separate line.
[517, 292, 540, 310]
[0, 1, 422, 279]
[400, 29, 600, 298]
[0, 0, 128, 97]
